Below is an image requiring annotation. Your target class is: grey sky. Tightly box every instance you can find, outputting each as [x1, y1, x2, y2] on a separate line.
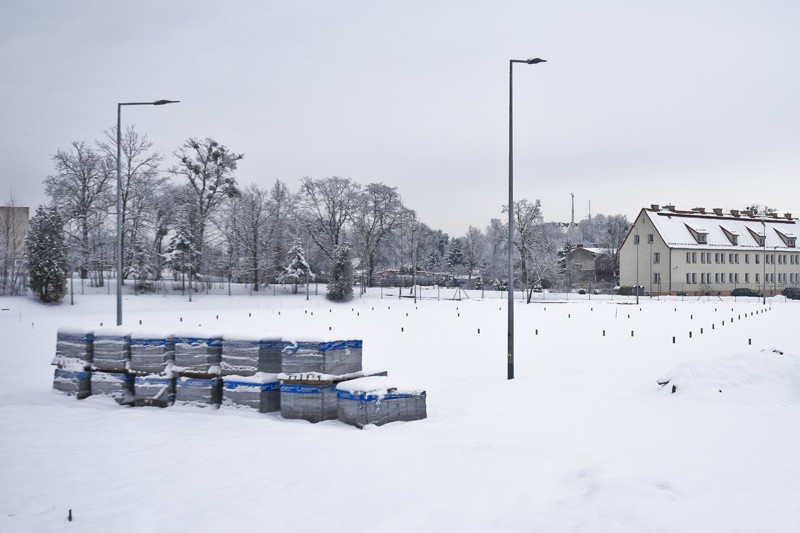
[2, 1, 799, 235]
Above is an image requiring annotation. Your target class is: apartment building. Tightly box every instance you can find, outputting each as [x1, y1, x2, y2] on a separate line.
[619, 205, 799, 296]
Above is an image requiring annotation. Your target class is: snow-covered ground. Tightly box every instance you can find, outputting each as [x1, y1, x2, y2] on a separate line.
[2, 285, 799, 532]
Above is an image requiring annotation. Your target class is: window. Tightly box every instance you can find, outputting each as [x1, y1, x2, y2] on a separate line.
[756, 255, 761, 264]
[686, 251, 690, 263]
[745, 273, 749, 283]
[692, 252, 697, 263]
[790, 237, 796, 247]
[729, 253, 734, 263]
[745, 254, 750, 264]
[654, 272, 661, 283]
[648, 234, 654, 244]
[729, 273, 734, 283]
[715, 273, 719, 283]
[697, 233, 707, 244]
[686, 273, 691, 284]
[634, 235, 640, 245]
[735, 273, 739, 283]
[653, 252, 661, 264]
[701, 273, 706, 284]
[714, 253, 719, 263]
[692, 273, 696, 284]
[721, 254, 726, 264]
[756, 273, 760, 283]
[735, 254, 739, 264]
[700, 253, 706, 264]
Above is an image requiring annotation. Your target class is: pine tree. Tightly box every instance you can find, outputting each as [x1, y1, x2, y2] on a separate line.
[447, 238, 463, 269]
[26, 206, 67, 303]
[327, 243, 353, 302]
[278, 239, 313, 294]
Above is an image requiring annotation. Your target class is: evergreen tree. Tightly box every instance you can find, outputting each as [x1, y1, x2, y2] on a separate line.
[26, 206, 67, 303]
[327, 242, 354, 302]
[446, 238, 463, 269]
[278, 239, 313, 294]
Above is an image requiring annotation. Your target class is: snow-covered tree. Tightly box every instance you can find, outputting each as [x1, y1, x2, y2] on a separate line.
[297, 176, 360, 261]
[0, 190, 27, 295]
[327, 242, 353, 302]
[352, 183, 404, 287]
[461, 226, 485, 281]
[169, 138, 242, 278]
[278, 239, 314, 294]
[26, 206, 67, 303]
[446, 238, 463, 270]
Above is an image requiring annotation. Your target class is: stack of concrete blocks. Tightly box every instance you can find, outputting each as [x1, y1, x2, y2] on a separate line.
[90, 328, 134, 404]
[175, 331, 223, 408]
[91, 371, 135, 405]
[221, 332, 282, 412]
[222, 373, 281, 413]
[130, 329, 177, 408]
[281, 339, 362, 375]
[337, 376, 427, 428]
[51, 327, 94, 399]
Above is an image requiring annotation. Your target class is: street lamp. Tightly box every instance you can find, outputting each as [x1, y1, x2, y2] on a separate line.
[633, 226, 640, 305]
[762, 220, 766, 305]
[116, 99, 179, 326]
[508, 57, 546, 380]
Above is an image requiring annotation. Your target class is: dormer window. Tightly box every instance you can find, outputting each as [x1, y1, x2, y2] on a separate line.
[747, 227, 766, 247]
[720, 226, 739, 245]
[774, 228, 796, 248]
[685, 223, 707, 244]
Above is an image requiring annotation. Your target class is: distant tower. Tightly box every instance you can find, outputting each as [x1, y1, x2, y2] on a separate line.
[571, 193, 575, 226]
[588, 199, 592, 222]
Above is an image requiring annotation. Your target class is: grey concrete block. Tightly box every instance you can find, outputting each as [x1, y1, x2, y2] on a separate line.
[52, 328, 94, 369]
[337, 390, 427, 428]
[280, 383, 339, 422]
[92, 333, 131, 372]
[52, 368, 91, 399]
[222, 380, 280, 413]
[176, 377, 222, 407]
[175, 336, 222, 375]
[281, 340, 362, 375]
[221, 338, 282, 376]
[90, 372, 134, 404]
[134, 376, 176, 407]
[130, 337, 175, 374]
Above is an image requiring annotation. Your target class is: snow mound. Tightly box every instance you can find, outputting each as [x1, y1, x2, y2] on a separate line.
[336, 376, 424, 396]
[657, 349, 800, 406]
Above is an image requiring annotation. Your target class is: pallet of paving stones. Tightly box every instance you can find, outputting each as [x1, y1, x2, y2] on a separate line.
[51, 327, 94, 370]
[220, 332, 282, 376]
[92, 327, 132, 372]
[91, 371, 135, 405]
[130, 330, 175, 375]
[281, 338, 363, 375]
[337, 376, 427, 428]
[175, 376, 222, 408]
[221, 373, 280, 413]
[278, 370, 387, 423]
[173, 331, 223, 376]
[52, 368, 92, 399]
[134, 374, 176, 407]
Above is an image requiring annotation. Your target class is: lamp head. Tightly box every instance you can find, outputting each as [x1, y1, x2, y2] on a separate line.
[526, 58, 546, 64]
[153, 99, 180, 105]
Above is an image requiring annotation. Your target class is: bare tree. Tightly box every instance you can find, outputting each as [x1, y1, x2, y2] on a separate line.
[461, 226, 485, 282]
[353, 183, 404, 287]
[98, 124, 163, 281]
[45, 141, 113, 281]
[297, 176, 360, 261]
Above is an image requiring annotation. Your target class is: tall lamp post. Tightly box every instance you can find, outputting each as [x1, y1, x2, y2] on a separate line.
[762, 220, 767, 305]
[116, 99, 179, 326]
[507, 57, 546, 380]
[633, 227, 640, 305]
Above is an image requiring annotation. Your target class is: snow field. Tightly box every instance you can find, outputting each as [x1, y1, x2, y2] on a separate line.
[1, 289, 799, 532]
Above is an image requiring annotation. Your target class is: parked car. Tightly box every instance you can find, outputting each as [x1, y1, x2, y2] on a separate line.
[783, 287, 800, 300]
[731, 288, 763, 298]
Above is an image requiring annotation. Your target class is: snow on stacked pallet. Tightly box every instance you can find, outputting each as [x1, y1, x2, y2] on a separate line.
[51, 327, 94, 370]
[130, 329, 175, 374]
[337, 376, 427, 428]
[92, 327, 131, 372]
[222, 373, 281, 413]
[279, 370, 387, 423]
[176, 377, 222, 408]
[91, 371, 134, 405]
[220, 332, 282, 375]
[174, 331, 222, 376]
[51, 327, 94, 399]
[281, 338, 362, 375]
[134, 374, 176, 408]
[53, 369, 91, 399]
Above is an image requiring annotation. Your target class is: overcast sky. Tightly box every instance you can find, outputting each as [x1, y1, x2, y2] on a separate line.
[2, 1, 799, 235]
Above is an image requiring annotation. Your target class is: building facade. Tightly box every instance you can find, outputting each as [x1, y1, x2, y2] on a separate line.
[565, 246, 614, 284]
[619, 205, 799, 296]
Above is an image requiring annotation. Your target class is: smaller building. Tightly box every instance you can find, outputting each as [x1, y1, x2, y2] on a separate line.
[566, 245, 615, 284]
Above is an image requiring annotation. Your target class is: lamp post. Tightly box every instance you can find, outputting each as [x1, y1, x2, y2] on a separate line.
[633, 227, 640, 305]
[648, 235, 653, 297]
[762, 221, 767, 305]
[116, 99, 179, 326]
[773, 246, 780, 297]
[507, 57, 546, 380]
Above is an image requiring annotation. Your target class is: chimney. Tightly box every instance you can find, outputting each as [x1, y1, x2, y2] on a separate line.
[664, 204, 676, 211]
[650, 204, 660, 211]
[743, 210, 755, 217]
[731, 209, 740, 217]
[713, 208, 723, 216]
[692, 207, 706, 214]
[784, 213, 792, 220]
